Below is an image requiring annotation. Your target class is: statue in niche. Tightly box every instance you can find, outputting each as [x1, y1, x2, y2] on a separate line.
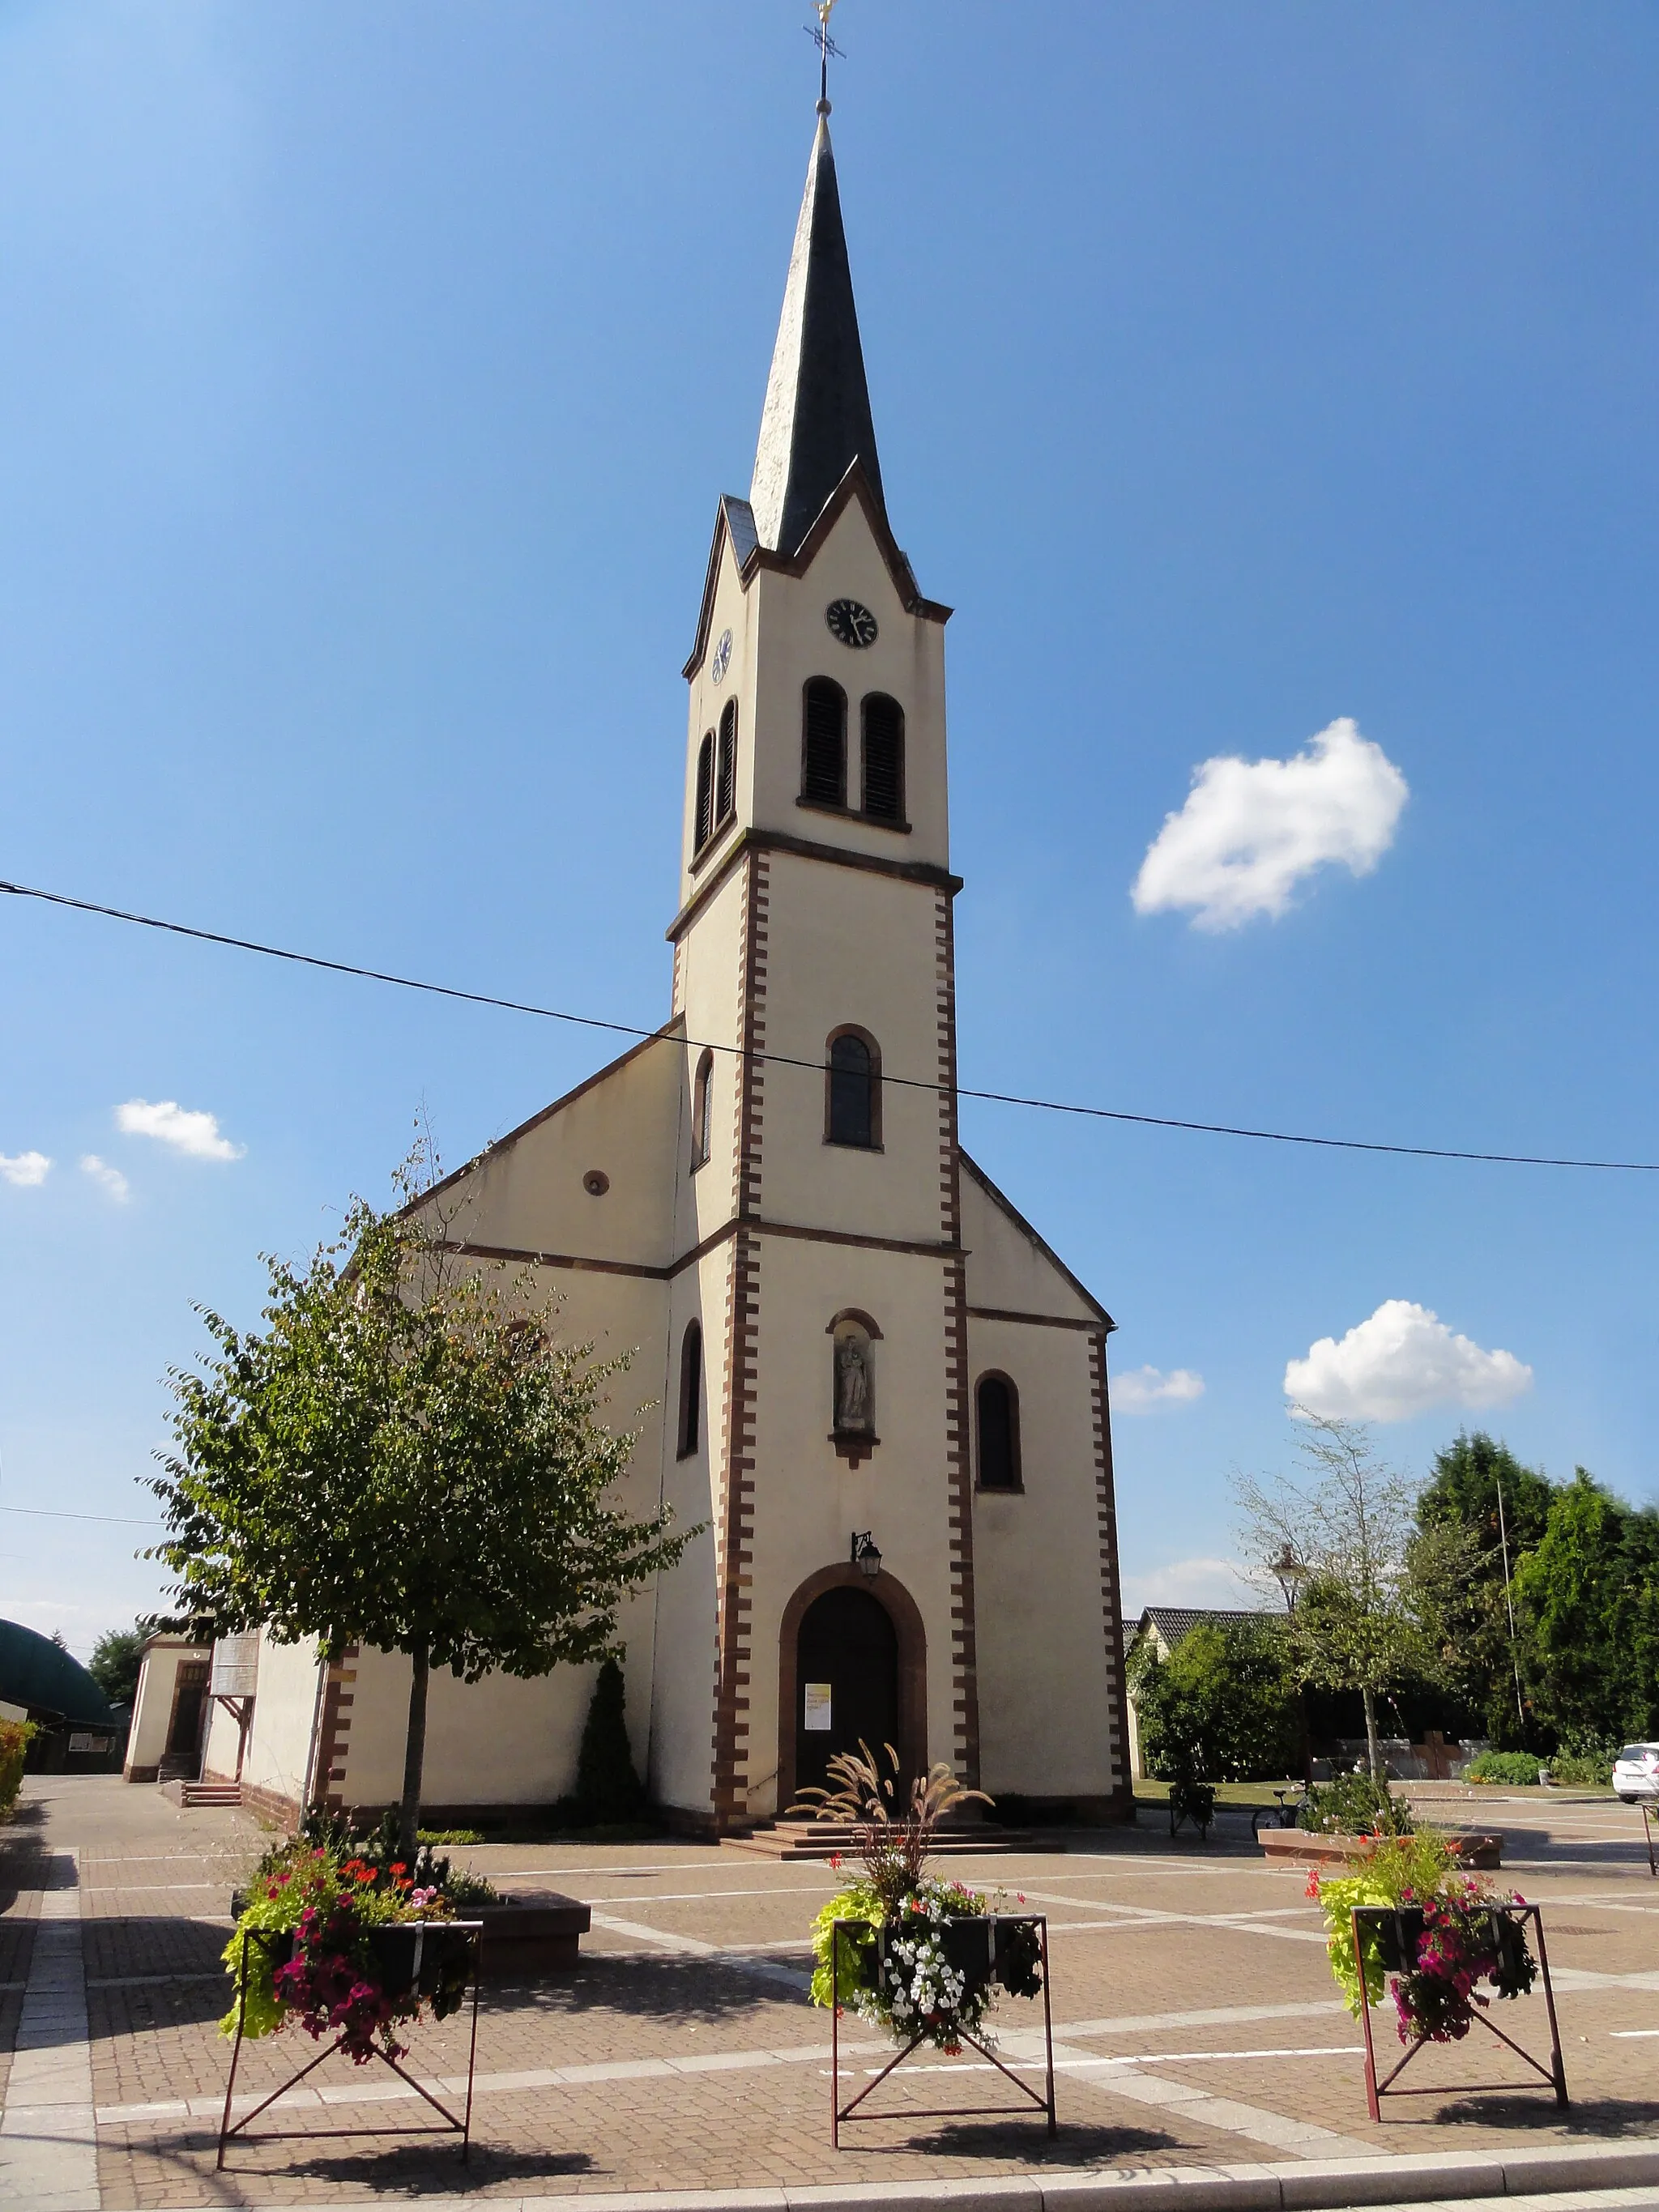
[834, 1333, 872, 1432]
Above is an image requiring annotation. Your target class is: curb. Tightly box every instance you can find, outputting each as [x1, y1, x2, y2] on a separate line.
[176, 2139, 1659, 2211]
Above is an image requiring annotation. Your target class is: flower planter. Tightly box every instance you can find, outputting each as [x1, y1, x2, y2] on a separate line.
[879, 1914, 995, 2005]
[1257, 1828, 1503, 1870]
[367, 1921, 477, 2002]
[1370, 1906, 1427, 1973]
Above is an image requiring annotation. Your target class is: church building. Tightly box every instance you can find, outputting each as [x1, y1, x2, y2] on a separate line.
[177, 93, 1134, 1835]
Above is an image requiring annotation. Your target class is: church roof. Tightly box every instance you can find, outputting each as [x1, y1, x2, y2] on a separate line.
[749, 109, 886, 558]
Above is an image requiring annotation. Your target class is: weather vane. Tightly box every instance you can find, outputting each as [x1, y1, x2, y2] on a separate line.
[804, 0, 845, 111]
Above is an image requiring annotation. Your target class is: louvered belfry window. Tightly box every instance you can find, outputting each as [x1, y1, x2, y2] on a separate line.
[716, 699, 738, 825]
[693, 732, 715, 852]
[861, 693, 904, 822]
[801, 678, 847, 808]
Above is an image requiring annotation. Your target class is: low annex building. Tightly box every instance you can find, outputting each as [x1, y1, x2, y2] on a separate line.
[151, 96, 1134, 1836]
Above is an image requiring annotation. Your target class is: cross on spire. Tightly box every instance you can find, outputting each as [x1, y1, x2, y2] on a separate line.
[805, 0, 845, 112]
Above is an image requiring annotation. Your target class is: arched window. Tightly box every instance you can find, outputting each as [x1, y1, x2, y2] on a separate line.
[975, 1375, 1021, 1491]
[690, 1048, 714, 1170]
[677, 1319, 703, 1459]
[693, 731, 715, 853]
[801, 678, 847, 809]
[861, 694, 905, 823]
[825, 1029, 880, 1149]
[715, 699, 738, 826]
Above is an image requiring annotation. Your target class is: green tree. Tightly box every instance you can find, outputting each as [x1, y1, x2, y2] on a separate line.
[1512, 1470, 1659, 1745]
[87, 1621, 154, 1710]
[574, 1656, 646, 1823]
[1413, 1432, 1552, 1746]
[1236, 1413, 1436, 1781]
[1130, 1620, 1299, 1783]
[149, 1165, 694, 1856]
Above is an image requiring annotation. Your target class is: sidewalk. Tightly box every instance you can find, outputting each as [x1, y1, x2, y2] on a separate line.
[6, 1778, 1659, 2209]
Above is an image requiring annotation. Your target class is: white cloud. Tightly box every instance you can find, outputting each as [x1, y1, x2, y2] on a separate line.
[0, 1151, 51, 1188]
[1132, 717, 1409, 931]
[1285, 1298, 1533, 1424]
[116, 1098, 245, 1161]
[1119, 1556, 1256, 1620]
[80, 1154, 130, 1203]
[1113, 1365, 1205, 1414]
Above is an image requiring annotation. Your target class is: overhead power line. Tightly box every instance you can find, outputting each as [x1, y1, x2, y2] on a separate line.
[3, 874, 1656, 1174]
[0, 1504, 160, 1527]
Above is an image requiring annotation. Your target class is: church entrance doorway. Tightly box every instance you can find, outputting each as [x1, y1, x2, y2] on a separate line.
[794, 1586, 899, 1803]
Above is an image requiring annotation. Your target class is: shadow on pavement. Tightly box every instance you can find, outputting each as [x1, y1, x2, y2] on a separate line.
[1435, 2093, 1659, 2137]
[889, 2119, 1180, 2163]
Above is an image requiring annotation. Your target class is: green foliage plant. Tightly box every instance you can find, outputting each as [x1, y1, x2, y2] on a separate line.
[574, 1656, 646, 1823]
[1131, 1620, 1297, 1784]
[1313, 1831, 1456, 2014]
[149, 1150, 697, 1856]
[1299, 1769, 1411, 1837]
[802, 1743, 1039, 2051]
[1236, 1415, 1437, 1780]
[87, 1621, 154, 1710]
[221, 1844, 416, 2044]
[1549, 1738, 1618, 1788]
[1466, 1750, 1546, 1786]
[1169, 1775, 1216, 1836]
[0, 1720, 36, 1817]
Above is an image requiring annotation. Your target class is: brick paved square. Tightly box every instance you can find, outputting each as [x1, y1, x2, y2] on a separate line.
[8, 1777, 1659, 2206]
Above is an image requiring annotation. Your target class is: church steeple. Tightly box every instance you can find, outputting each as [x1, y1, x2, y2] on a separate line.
[748, 109, 885, 558]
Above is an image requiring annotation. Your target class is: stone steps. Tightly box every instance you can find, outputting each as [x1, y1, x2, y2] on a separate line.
[721, 1820, 1056, 1860]
[162, 1779, 242, 1809]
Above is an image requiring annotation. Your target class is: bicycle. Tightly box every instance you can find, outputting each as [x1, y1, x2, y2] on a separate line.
[1250, 1786, 1310, 1840]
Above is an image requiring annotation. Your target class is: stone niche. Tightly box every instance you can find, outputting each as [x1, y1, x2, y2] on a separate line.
[827, 1309, 881, 1469]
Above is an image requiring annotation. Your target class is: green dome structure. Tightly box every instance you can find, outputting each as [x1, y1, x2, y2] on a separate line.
[0, 1618, 115, 1728]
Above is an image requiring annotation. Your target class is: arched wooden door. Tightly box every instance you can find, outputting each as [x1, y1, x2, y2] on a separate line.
[794, 1586, 899, 1801]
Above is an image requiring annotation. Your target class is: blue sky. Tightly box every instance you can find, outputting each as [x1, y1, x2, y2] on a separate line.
[2, 2, 1657, 1659]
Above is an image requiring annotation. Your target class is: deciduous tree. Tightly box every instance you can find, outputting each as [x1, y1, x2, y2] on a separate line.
[1236, 1413, 1435, 1781]
[150, 1163, 693, 1855]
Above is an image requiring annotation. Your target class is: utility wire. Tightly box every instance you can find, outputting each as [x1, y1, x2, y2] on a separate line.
[3, 874, 1657, 1174]
[0, 1504, 161, 1528]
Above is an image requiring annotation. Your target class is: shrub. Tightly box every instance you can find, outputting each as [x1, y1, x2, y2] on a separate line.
[1299, 1770, 1410, 1836]
[1549, 1737, 1618, 1789]
[1465, 1750, 1545, 1786]
[574, 1657, 646, 1824]
[1132, 1622, 1297, 1784]
[0, 1720, 35, 1818]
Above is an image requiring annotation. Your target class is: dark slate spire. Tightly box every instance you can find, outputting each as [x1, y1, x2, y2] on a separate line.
[749, 109, 885, 557]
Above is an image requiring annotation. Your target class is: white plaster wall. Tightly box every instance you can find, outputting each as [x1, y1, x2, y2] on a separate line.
[240, 1632, 325, 1808]
[672, 865, 747, 1257]
[959, 1159, 1101, 1323]
[756, 855, 946, 1245]
[429, 1034, 681, 1272]
[968, 1316, 1118, 1798]
[744, 1236, 957, 1817]
[123, 1640, 196, 1776]
[331, 1642, 649, 1811]
[646, 1245, 723, 1818]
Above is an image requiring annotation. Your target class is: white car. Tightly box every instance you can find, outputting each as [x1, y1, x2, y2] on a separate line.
[1613, 1745, 1659, 1801]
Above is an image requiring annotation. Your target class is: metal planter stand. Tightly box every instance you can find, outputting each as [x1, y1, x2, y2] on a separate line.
[217, 1919, 484, 2169]
[1352, 1901, 1567, 2122]
[829, 1913, 1056, 2146]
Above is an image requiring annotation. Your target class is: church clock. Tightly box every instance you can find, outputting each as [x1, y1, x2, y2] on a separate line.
[825, 597, 878, 648]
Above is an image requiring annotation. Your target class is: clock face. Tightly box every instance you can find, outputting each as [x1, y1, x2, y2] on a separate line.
[825, 597, 878, 649]
[710, 628, 732, 685]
